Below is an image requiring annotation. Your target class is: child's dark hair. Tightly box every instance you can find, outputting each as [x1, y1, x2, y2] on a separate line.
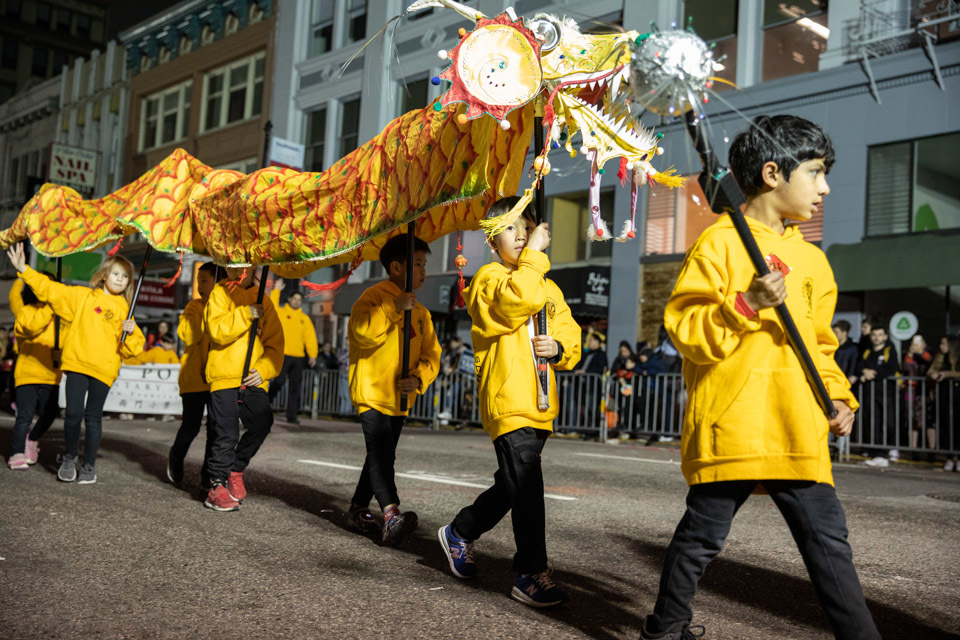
[379, 233, 431, 271]
[729, 115, 835, 197]
[161, 332, 176, 344]
[487, 196, 537, 226]
[21, 271, 55, 306]
[198, 262, 218, 277]
[832, 320, 851, 333]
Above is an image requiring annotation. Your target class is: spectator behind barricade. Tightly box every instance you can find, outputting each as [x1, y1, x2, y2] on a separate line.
[610, 341, 634, 375]
[855, 317, 874, 354]
[928, 336, 960, 471]
[858, 324, 901, 467]
[141, 333, 179, 364]
[569, 332, 606, 433]
[317, 343, 339, 370]
[653, 325, 681, 373]
[832, 320, 858, 386]
[575, 333, 608, 375]
[146, 320, 171, 350]
[903, 334, 934, 458]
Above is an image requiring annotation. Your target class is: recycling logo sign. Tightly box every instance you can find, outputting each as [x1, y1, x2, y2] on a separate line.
[889, 311, 918, 341]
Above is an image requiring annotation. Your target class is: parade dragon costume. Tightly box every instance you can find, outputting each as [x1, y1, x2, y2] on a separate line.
[0, 0, 721, 278]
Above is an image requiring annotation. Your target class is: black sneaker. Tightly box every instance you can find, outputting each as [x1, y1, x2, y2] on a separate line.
[77, 462, 97, 485]
[167, 448, 184, 484]
[349, 505, 381, 534]
[511, 569, 567, 608]
[639, 617, 706, 640]
[57, 454, 77, 482]
[382, 511, 418, 546]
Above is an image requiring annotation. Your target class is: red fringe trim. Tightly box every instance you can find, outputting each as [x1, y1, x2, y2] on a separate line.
[301, 252, 365, 297]
[226, 267, 247, 292]
[161, 253, 183, 288]
[618, 157, 628, 186]
[107, 238, 123, 256]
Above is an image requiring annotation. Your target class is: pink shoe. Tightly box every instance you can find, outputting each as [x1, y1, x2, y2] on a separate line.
[7, 453, 28, 470]
[24, 438, 39, 464]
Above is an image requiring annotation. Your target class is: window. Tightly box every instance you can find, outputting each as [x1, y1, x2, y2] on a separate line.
[55, 8, 70, 34]
[2, 38, 17, 69]
[644, 174, 716, 255]
[52, 50, 67, 74]
[5, 0, 20, 17]
[31, 46, 48, 76]
[0, 81, 14, 104]
[338, 97, 360, 157]
[75, 13, 91, 40]
[866, 132, 960, 236]
[683, 0, 737, 90]
[310, 0, 334, 57]
[761, 0, 828, 83]
[35, 2, 50, 25]
[201, 53, 265, 132]
[140, 81, 192, 151]
[346, 0, 367, 44]
[547, 190, 615, 263]
[305, 107, 327, 172]
[217, 158, 259, 174]
[398, 77, 429, 115]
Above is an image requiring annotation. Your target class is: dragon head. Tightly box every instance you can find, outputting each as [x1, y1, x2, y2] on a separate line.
[408, 1, 712, 240]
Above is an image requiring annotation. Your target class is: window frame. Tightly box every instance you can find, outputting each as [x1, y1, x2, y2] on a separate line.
[304, 106, 328, 172]
[199, 52, 266, 134]
[309, 0, 335, 57]
[337, 95, 361, 158]
[138, 80, 193, 152]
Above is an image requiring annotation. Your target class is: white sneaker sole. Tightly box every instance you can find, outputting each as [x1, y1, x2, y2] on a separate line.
[77, 475, 97, 485]
[438, 526, 476, 579]
[510, 586, 563, 608]
[204, 500, 240, 512]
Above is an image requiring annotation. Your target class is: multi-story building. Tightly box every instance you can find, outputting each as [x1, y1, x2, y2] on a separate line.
[0, 0, 110, 105]
[118, 0, 276, 318]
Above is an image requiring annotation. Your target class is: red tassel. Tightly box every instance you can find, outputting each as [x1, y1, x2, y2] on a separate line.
[226, 267, 247, 292]
[107, 237, 123, 256]
[453, 231, 467, 309]
[161, 253, 184, 288]
[301, 252, 364, 297]
[617, 157, 628, 186]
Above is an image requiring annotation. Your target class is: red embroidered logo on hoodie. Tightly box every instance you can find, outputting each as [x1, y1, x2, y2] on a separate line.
[94, 306, 103, 314]
[765, 254, 791, 276]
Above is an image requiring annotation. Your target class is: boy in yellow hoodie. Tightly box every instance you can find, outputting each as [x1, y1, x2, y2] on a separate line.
[140, 333, 179, 364]
[347, 234, 441, 545]
[203, 266, 283, 512]
[268, 279, 319, 424]
[437, 197, 580, 608]
[639, 116, 879, 640]
[6, 274, 67, 470]
[167, 262, 217, 485]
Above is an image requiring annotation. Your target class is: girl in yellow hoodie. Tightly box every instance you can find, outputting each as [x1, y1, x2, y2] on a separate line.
[638, 116, 879, 640]
[6, 274, 68, 470]
[6, 244, 144, 485]
[437, 198, 580, 609]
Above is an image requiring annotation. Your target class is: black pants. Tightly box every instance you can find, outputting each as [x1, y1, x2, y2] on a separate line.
[63, 372, 111, 463]
[452, 426, 550, 575]
[170, 391, 215, 471]
[269, 356, 305, 421]
[10, 383, 59, 454]
[647, 480, 880, 640]
[205, 387, 274, 481]
[351, 409, 405, 511]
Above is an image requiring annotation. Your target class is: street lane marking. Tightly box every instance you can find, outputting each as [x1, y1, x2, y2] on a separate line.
[297, 460, 578, 501]
[574, 452, 680, 465]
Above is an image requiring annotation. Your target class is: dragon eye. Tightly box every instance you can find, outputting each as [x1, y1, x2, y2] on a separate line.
[529, 18, 560, 52]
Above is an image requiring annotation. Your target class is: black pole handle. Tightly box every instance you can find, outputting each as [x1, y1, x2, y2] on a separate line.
[53, 257, 62, 368]
[684, 114, 837, 419]
[120, 245, 152, 345]
[400, 222, 415, 412]
[239, 266, 270, 403]
[533, 117, 550, 411]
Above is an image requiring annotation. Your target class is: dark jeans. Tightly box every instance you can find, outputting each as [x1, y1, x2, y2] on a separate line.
[63, 372, 111, 464]
[269, 355, 304, 421]
[452, 426, 550, 575]
[351, 409, 406, 511]
[647, 480, 880, 640]
[10, 383, 60, 454]
[205, 387, 273, 481]
[169, 392, 215, 471]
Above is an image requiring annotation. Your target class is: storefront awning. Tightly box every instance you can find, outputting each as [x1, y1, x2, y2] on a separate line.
[826, 234, 960, 292]
[550, 265, 611, 318]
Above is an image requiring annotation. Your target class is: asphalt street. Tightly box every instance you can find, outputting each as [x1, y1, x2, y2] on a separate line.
[1, 415, 958, 639]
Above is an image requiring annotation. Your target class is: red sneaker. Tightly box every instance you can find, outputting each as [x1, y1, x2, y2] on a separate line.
[204, 485, 240, 512]
[227, 471, 246, 503]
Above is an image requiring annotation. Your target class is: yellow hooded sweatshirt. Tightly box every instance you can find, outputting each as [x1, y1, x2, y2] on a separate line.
[664, 216, 858, 487]
[178, 298, 210, 394]
[466, 249, 581, 441]
[20, 267, 144, 386]
[270, 288, 319, 358]
[141, 345, 179, 364]
[204, 282, 283, 392]
[13, 303, 68, 386]
[348, 280, 441, 416]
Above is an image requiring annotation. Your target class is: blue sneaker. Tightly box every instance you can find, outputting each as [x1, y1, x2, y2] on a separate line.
[438, 524, 477, 579]
[511, 569, 567, 608]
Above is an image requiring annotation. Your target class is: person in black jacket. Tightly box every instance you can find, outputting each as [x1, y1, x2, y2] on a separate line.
[857, 324, 901, 466]
[832, 320, 859, 386]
